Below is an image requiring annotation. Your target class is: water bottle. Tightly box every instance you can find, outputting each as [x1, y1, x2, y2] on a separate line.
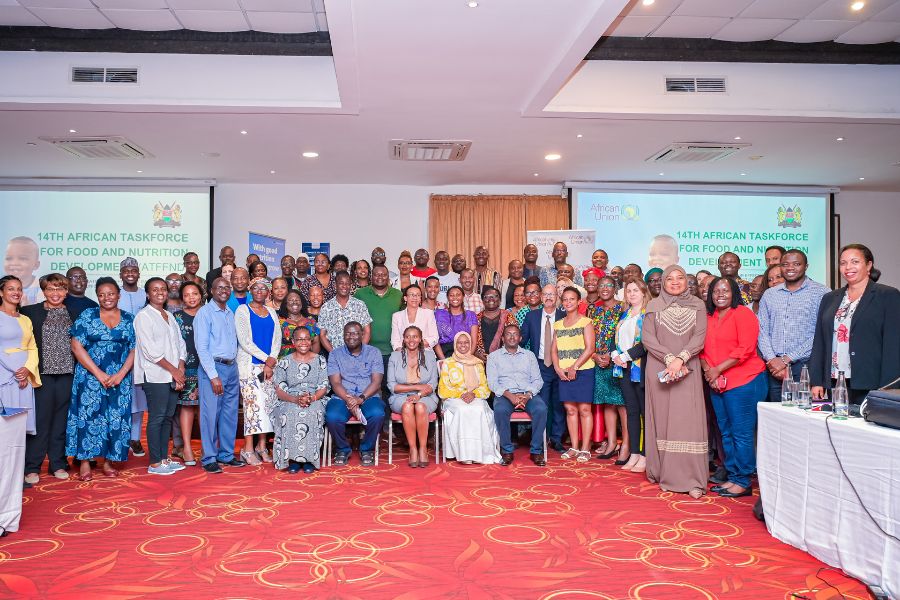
[833, 371, 849, 420]
[781, 369, 795, 407]
[796, 365, 812, 410]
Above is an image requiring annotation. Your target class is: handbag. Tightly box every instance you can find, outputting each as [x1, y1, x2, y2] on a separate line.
[860, 388, 900, 430]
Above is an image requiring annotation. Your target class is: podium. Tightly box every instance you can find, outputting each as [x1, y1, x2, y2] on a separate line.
[0, 408, 27, 534]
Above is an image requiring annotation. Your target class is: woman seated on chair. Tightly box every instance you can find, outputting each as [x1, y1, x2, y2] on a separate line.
[438, 331, 501, 465]
[272, 326, 329, 474]
[387, 325, 439, 468]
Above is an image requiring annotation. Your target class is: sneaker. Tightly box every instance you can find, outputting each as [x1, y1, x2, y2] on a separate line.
[148, 464, 175, 476]
[24, 473, 39, 485]
[130, 440, 146, 457]
[333, 451, 350, 466]
[360, 451, 376, 467]
[202, 463, 223, 474]
[164, 459, 185, 472]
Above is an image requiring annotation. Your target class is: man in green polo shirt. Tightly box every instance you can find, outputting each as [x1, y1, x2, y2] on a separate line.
[354, 265, 403, 398]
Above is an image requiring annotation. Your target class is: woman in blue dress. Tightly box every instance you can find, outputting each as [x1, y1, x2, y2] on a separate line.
[66, 277, 136, 481]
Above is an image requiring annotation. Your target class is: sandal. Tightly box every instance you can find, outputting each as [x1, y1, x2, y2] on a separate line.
[256, 447, 273, 464]
[240, 450, 261, 466]
[576, 450, 591, 463]
[561, 448, 579, 460]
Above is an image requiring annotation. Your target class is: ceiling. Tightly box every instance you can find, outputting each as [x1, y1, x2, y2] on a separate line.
[0, 0, 328, 33]
[607, 0, 900, 43]
[0, 0, 899, 192]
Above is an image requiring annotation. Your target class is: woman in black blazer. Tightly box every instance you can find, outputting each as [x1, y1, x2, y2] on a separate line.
[811, 244, 900, 404]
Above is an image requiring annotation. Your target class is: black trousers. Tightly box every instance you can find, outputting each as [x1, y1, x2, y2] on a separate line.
[144, 382, 179, 465]
[618, 367, 644, 456]
[25, 373, 73, 474]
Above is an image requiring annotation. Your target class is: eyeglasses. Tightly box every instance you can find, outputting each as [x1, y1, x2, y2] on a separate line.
[599, 283, 616, 288]
[166, 278, 182, 284]
[68, 274, 86, 281]
[524, 291, 539, 296]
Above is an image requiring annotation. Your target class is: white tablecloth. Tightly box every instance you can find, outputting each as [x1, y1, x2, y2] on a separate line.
[757, 403, 900, 598]
[0, 408, 27, 533]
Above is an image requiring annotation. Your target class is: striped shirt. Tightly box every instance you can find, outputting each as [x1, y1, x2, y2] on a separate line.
[757, 277, 829, 362]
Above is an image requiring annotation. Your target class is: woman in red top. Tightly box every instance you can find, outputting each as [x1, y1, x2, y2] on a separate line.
[700, 276, 767, 498]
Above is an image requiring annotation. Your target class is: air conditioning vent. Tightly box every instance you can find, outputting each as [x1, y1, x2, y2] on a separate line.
[39, 136, 153, 160]
[665, 76, 726, 93]
[647, 142, 748, 163]
[389, 140, 472, 161]
[72, 66, 139, 84]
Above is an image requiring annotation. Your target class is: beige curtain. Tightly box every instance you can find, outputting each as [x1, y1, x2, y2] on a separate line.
[429, 194, 569, 273]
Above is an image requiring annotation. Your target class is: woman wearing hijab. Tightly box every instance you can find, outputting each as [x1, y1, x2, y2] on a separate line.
[438, 331, 501, 464]
[642, 265, 709, 498]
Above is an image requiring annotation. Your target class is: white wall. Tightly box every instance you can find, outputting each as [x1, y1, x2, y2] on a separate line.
[213, 183, 561, 266]
[834, 190, 900, 289]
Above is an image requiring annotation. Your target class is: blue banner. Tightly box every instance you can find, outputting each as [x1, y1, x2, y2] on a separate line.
[248, 231, 285, 274]
[301, 242, 330, 259]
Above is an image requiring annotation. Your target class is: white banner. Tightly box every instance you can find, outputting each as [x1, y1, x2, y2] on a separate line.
[526, 229, 596, 268]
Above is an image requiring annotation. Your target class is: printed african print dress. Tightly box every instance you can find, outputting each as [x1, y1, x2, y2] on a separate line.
[587, 301, 625, 406]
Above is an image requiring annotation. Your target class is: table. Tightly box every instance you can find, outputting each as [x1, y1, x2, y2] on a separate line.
[757, 403, 900, 598]
[0, 408, 27, 534]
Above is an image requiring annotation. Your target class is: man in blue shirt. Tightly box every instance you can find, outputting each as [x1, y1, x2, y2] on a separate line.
[757, 250, 829, 402]
[225, 267, 250, 312]
[326, 322, 386, 467]
[194, 277, 246, 473]
[487, 324, 546, 466]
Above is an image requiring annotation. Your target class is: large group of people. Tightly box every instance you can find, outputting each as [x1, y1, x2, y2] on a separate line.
[4, 238, 898, 500]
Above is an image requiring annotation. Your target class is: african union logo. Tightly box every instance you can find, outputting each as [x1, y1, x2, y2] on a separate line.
[153, 203, 182, 228]
[777, 205, 802, 229]
[621, 205, 640, 221]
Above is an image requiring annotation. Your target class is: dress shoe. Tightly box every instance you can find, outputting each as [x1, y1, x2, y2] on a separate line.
[710, 483, 733, 494]
[550, 441, 566, 453]
[614, 454, 632, 466]
[500, 452, 514, 466]
[708, 465, 728, 484]
[717, 486, 753, 498]
[287, 462, 302, 474]
[302, 463, 316, 474]
[596, 445, 620, 460]
[529, 453, 546, 467]
[219, 458, 247, 467]
[203, 463, 223, 474]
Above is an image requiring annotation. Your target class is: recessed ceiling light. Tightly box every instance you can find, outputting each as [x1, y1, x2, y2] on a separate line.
[302, 151, 319, 158]
[576, 134, 583, 138]
[642, 0, 655, 5]
[858, 177, 865, 180]
[836, 137, 845, 141]
[850, 1, 865, 11]
[740, 172, 747, 176]
[270, 170, 276, 174]
[69, 129, 77, 133]
[533, 173, 539, 177]
[136, 170, 143, 173]
[240, 130, 248, 135]
[658, 172, 665, 176]
[544, 153, 561, 161]
[733, 136, 742, 140]
[467, 0, 478, 7]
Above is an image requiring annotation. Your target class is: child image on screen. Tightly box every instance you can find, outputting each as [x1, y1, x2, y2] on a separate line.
[4, 236, 43, 305]
[648, 234, 680, 269]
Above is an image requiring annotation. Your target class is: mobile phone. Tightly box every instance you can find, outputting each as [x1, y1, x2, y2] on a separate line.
[657, 370, 670, 383]
[257, 371, 265, 382]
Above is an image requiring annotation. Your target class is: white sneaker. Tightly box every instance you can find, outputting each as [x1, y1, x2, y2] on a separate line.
[164, 459, 185, 472]
[148, 464, 175, 476]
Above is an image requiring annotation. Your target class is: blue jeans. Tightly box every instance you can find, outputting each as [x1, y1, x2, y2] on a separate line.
[325, 396, 386, 453]
[493, 395, 548, 454]
[766, 358, 808, 403]
[198, 362, 240, 466]
[537, 363, 564, 444]
[710, 371, 768, 488]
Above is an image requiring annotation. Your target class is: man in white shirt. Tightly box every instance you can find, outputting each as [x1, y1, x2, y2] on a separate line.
[433, 250, 459, 305]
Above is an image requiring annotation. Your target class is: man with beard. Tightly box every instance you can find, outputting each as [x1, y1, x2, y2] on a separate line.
[165, 273, 183, 312]
[451, 253, 467, 275]
[757, 249, 828, 402]
[63, 266, 98, 316]
[540, 242, 584, 287]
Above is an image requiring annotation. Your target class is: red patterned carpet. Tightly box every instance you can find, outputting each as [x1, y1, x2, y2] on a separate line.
[3, 442, 869, 600]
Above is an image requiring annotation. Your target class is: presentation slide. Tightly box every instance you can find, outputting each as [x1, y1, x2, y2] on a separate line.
[1, 189, 211, 300]
[573, 189, 829, 283]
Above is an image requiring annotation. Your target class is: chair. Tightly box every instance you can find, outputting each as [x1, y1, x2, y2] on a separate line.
[509, 411, 548, 463]
[387, 410, 441, 465]
[323, 416, 380, 467]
